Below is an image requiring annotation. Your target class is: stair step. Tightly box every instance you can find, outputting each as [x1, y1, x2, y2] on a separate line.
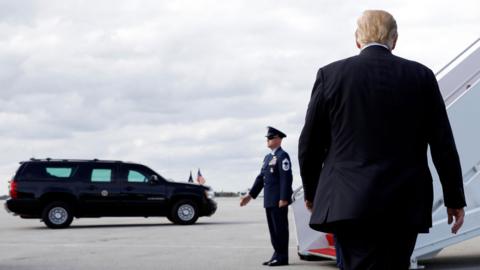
[308, 247, 336, 258]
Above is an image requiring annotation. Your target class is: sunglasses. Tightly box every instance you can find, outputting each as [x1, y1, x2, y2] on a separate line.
[267, 135, 279, 140]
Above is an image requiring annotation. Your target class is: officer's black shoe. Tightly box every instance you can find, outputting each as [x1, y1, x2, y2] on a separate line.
[262, 260, 272, 266]
[268, 260, 288, 266]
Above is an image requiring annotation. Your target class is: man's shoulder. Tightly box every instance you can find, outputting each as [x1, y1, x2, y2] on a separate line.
[393, 54, 432, 71]
[276, 148, 290, 158]
[316, 55, 367, 80]
[320, 56, 355, 72]
[392, 55, 437, 82]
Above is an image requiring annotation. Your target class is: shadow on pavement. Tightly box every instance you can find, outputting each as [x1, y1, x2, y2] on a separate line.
[24, 223, 173, 230]
[19, 220, 262, 230]
[422, 254, 480, 269]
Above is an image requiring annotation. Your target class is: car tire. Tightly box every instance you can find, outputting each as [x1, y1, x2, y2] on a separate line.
[170, 199, 199, 225]
[42, 201, 74, 229]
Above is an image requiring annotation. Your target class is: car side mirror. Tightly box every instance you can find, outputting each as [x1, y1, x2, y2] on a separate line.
[148, 175, 159, 184]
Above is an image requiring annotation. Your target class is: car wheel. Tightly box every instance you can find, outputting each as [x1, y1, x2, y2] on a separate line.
[42, 201, 74, 229]
[170, 200, 199, 225]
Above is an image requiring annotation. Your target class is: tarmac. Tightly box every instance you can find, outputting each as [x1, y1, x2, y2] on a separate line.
[1, 197, 479, 270]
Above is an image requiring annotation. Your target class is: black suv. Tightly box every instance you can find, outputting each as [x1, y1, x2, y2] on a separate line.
[5, 159, 217, 228]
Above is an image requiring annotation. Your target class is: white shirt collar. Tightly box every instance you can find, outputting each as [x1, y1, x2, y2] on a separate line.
[361, 42, 390, 51]
[271, 147, 279, 155]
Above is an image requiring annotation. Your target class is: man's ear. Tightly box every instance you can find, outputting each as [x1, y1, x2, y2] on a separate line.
[355, 31, 362, 49]
[391, 35, 398, 51]
[356, 41, 362, 49]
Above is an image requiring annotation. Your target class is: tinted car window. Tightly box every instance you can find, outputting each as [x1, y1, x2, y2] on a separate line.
[46, 167, 73, 178]
[119, 164, 165, 183]
[19, 163, 77, 181]
[91, 169, 112, 183]
[128, 170, 148, 183]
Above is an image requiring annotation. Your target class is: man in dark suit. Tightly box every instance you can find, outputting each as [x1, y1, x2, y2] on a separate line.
[298, 10, 466, 270]
[240, 126, 293, 266]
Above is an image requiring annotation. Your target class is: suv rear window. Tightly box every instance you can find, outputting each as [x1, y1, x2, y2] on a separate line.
[18, 163, 77, 181]
[46, 167, 73, 178]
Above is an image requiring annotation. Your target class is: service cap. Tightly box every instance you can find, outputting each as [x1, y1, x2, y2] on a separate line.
[266, 126, 286, 138]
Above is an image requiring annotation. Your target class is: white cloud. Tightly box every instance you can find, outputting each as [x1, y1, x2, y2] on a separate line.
[0, 0, 479, 194]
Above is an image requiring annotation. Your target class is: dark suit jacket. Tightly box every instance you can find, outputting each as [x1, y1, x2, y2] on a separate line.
[298, 45, 466, 233]
[250, 147, 293, 208]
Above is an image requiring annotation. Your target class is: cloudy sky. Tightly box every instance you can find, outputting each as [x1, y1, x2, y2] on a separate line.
[0, 0, 479, 195]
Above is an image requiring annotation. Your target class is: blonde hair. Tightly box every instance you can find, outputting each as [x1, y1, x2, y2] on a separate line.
[355, 10, 398, 49]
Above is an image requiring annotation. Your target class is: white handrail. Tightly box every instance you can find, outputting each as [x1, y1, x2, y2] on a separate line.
[436, 38, 480, 77]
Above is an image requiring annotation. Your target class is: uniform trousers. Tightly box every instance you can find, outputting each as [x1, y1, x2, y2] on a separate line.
[334, 221, 418, 270]
[265, 206, 289, 262]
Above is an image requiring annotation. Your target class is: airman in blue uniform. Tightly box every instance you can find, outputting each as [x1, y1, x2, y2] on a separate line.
[240, 126, 293, 266]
